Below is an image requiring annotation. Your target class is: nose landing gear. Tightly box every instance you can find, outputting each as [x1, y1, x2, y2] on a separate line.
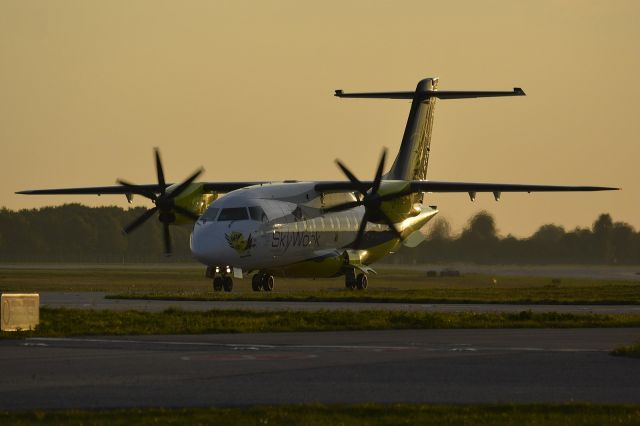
[252, 273, 275, 292]
[207, 266, 234, 292]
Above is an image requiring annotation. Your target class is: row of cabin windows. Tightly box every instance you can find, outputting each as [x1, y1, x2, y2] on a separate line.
[201, 206, 268, 223]
[202, 208, 381, 231]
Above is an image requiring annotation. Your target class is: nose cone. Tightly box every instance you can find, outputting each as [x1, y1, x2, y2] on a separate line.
[191, 221, 256, 266]
[191, 222, 226, 265]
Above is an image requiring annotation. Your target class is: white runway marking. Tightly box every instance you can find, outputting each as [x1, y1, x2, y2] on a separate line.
[24, 337, 607, 353]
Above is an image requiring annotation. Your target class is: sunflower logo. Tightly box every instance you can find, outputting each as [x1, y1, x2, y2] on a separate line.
[225, 231, 255, 254]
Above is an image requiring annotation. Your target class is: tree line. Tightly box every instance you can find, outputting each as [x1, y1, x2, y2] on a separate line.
[393, 211, 640, 265]
[0, 204, 192, 263]
[0, 204, 638, 264]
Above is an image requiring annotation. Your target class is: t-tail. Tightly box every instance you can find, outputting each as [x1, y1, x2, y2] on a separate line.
[335, 78, 525, 202]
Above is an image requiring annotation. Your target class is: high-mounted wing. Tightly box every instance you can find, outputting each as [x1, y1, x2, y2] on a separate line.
[16, 181, 264, 196]
[315, 180, 618, 194]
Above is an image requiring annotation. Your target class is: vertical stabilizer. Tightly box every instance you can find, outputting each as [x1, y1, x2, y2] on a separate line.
[385, 77, 438, 183]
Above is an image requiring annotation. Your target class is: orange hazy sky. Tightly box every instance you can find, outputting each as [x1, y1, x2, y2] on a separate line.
[1, 0, 638, 236]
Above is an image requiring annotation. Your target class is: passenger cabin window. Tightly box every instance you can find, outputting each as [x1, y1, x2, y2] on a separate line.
[201, 208, 219, 222]
[248, 206, 268, 222]
[218, 207, 249, 221]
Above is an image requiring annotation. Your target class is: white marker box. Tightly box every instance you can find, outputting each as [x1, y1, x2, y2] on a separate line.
[1, 293, 40, 332]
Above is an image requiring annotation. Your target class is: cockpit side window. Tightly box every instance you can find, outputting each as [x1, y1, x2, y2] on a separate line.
[201, 207, 219, 222]
[248, 206, 268, 223]
[218, 207, 249, 221]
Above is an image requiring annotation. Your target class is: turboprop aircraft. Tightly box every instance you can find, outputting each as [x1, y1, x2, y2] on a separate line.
[17, 78, 618, 292]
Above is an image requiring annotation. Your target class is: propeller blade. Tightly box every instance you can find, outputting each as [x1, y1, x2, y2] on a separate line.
[168, 168, 204, 199]
[154, 148, 166, 193]
[173, 204, 201, 221]
[323, 201, 362, 213]
[379, 211, 403, 240]
[116, 179, 157, 200]
[352, 211, 370, 249]
[335, 160, 368, 193]
[122, 207, 158, 234]
[371, 148, 387, 194]
[162, 222, 172, 256]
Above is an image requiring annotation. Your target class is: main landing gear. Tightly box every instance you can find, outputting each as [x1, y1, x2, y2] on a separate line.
[252, 273, 275, 292]
[345, 270, 368, 290]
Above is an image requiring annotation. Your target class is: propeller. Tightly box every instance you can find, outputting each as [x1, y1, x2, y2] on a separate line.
[117, 148, 204, 256]
[325, 149, 408, 249]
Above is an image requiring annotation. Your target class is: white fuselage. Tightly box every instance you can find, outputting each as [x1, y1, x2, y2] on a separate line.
[189, 182, 437, 276]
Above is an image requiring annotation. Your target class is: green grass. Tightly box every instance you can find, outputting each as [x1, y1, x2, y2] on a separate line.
[611, 343, 640, 359]
[109, 284, 640, 305]
[3, 308, 640, 338]
[2, 267, 640, 305]
[1, 404, 639, 425]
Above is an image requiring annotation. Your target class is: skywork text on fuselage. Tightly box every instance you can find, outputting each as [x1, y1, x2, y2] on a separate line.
[272, 231, 320, 251]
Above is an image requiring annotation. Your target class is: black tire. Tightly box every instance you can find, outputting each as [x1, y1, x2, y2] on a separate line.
[262, 275, 274, 292]
[213, 277, 223, 292]
[356, 273, 368, 290]
[223, 276, 233, 292]
[345, 270, 356, 290]
[252, 274, 262, 292]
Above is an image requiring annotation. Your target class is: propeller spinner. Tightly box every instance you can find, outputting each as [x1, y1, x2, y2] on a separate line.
[117, 148, 203, 256]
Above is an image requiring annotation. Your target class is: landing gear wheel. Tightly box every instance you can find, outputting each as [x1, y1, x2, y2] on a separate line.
[252, 274, 262, 292]
[356, 273, 368, 290]
[213, 277, 223, 292]
[222, 276, 233, 292]
[345, 270, 356, 290]
[262, 275, 274, 292]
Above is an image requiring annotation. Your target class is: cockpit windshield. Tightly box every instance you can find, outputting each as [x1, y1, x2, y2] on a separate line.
[248, 206, 268, 222]
[200, 205, 269, 223]
[201, 207, 219, 222]
[218, 207, 249, 221]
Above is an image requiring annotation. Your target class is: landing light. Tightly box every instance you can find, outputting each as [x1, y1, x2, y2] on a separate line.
[215, 266, 220, 273]
[226, 266, 231, 274]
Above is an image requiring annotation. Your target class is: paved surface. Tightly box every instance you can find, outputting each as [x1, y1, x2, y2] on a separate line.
[37, 291, 640, 314]
[1, 328, 639, 409]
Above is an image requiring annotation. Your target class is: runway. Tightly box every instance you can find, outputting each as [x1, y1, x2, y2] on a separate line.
[1, 328, 639, 409]
[39, 291, 640, 314]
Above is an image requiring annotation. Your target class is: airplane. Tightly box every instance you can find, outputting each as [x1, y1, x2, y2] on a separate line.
[17, 77, 618, 292]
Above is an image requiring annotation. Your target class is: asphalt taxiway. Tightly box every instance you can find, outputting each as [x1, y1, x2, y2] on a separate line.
[39, 291, 640, 314]
[1, 328, 639, 409]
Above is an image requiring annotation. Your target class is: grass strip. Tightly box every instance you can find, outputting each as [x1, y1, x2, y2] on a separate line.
[611, 343, 640, 359]
[1, 404, 640, 425]
[107, 284, 640, 305]
[3, 308, 640, 338]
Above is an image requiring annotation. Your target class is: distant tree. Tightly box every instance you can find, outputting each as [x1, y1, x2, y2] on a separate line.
[457, 211, 499, 263]
[592, 214, 615, 263]
[611, 221, 637, 264]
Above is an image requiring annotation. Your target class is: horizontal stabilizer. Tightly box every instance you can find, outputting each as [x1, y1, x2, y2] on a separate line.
[334, 88, 525, 100]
